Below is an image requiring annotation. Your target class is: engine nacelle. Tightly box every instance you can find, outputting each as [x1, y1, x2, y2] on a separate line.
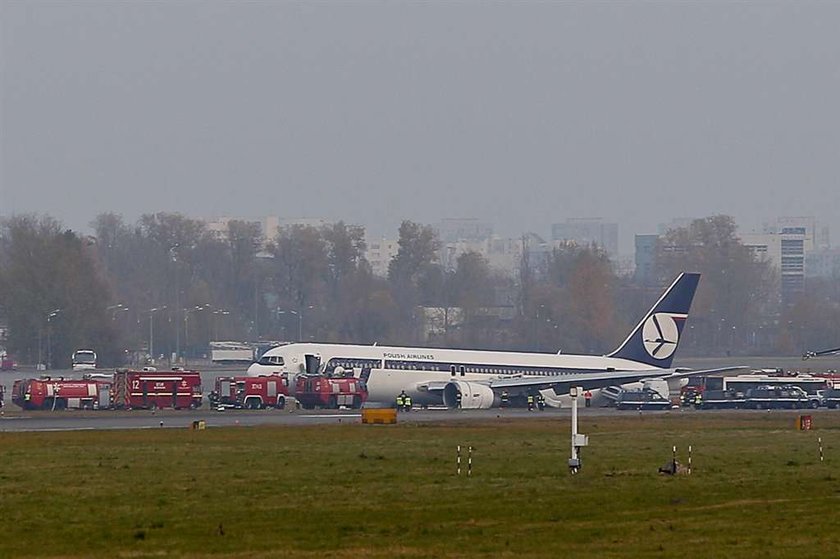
[443, 381, 496, 409]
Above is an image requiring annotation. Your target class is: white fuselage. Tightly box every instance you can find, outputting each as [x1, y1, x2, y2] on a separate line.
[246, 343, 656, 404]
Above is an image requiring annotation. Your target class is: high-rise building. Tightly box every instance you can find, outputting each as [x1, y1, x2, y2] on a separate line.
[551, 218, 618, 257]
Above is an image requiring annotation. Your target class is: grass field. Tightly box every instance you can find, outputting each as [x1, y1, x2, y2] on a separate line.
[2, 412, 840, 558]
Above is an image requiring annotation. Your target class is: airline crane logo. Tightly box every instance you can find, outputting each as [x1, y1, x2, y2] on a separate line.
[642, 312, 686, 360]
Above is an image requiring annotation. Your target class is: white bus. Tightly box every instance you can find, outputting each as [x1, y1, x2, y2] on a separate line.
[71, 349, 97, 371]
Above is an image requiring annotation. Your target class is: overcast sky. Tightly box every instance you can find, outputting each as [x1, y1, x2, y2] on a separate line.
[2, 1, 839, 253]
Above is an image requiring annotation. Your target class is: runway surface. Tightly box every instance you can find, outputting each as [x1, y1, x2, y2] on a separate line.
[0, 407, 617, 432]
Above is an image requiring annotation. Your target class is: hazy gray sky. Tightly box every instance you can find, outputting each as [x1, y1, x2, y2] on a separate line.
[2, 1, 839, 252]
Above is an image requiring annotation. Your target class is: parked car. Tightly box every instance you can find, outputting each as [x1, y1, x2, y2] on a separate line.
[698, 389, 746, 409]
[615, 388, 671, 411]
[823, 388, 840, 409]
[745, 385, 817, 410]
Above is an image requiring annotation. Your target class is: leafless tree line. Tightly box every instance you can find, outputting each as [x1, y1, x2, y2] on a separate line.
[1, 213, 837, 367]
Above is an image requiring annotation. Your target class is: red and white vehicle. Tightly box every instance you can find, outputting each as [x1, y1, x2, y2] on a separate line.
[111, 369, 203, 410]
[12, 377, 111, 410]
[295, 374, 367, 409]
[1, 355, 16, 371]
[209, 374, 290, 409]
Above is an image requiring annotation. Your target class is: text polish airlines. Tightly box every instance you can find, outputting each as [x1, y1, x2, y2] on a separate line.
[248, 273, 721, 408]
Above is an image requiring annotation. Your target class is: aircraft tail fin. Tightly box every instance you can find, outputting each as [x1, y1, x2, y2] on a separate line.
[607, 273, 700, 368]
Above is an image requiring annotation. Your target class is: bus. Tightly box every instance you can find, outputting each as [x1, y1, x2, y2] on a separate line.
[71, 349, 97, 371]
[704, 373, 829, 396]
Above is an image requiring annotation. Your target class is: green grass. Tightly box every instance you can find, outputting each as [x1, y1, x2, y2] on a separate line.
[2, 412, 840, 558]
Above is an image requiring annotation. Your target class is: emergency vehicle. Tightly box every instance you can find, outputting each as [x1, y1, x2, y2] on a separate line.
[110, 369, 203, 410]
[209, 374, 289, 409]
[295, 374, 367, 409]
[12, 377, 111, 410]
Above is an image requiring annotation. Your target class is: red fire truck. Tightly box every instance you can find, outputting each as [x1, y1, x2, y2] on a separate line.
[295, 374, 367, 409]
[111, 369, 203, 410]
[209, 374, 289, 409]
[12, 377, 111, 410]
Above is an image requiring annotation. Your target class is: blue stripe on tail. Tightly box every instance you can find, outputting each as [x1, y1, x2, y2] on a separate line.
[607, 273, 700, 368]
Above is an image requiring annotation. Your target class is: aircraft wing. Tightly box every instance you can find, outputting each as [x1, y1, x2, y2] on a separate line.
[416, 366, 748, 397]
[475, 365, 748, 393]
[485, 369, 678, 392]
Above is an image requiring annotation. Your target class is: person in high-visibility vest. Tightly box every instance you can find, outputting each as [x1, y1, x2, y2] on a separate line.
[537, 393, 546, 411]
[527, 394, 535, 411]
[404, 394, 412, 412]
[500, 390, 510, 409]
[396, 391, 406, 411]
[455, 390, 462, 409]
[694, 392, 703, 410]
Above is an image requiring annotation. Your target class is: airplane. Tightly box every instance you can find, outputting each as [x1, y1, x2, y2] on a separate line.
[247, 272, 727, 408]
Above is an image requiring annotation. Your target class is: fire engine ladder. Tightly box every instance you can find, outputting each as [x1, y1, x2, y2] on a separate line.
[112, 371, 129, 408]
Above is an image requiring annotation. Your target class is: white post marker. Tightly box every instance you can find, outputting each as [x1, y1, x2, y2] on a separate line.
[457, 445, 461, 476]
[568, 386, 589, 474]
[468, 446, 473, 477]
[819, 437, 824, 463]
[688, 445, 693, 475]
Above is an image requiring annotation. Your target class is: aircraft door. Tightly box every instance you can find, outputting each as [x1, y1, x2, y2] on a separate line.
[305, 354, 321, 375]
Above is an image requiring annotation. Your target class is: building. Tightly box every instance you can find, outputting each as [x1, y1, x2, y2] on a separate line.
[741, 217, 818, 305]
[436, 218, 494, 243]
[365, 237, 399, 277]
[634, 234, 659, 285]
[806, 248, 840, 280]
[551, 218, 619, 257]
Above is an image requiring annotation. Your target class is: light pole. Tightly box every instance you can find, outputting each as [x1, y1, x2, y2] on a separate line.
[278, 307, 314, 341]
[147, 306, 166, 364]
[46, 308, 61, 370]
[278, 310, 301, 341]
[170, 245, 180, 362]
[184, 304, 210, 363]
[212, 309, 230, 341]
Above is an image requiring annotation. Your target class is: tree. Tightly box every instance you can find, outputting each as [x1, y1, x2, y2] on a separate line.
[0, 215, 117, 366]
[387, 221, 441, 342]
[654, 215, 776, 355]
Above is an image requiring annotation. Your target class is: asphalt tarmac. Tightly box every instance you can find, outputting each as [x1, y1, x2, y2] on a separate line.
[0, 406, 623, 432]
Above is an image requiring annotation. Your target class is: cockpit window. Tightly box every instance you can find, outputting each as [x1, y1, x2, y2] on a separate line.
[258, 355, 284, 366]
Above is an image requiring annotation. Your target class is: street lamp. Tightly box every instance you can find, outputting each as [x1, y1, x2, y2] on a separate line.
[184, 304, 210, 363]
[146, 306, 166, 364]
[277, 310, 301, 341]
[46, 308, 61, 370]
[170, 245, 180, 362]
[277, 306, 314, 342]
[212, 309, 230, 341]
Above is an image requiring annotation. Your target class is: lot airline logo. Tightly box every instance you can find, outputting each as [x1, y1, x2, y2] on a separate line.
[642, 312, 686, 360]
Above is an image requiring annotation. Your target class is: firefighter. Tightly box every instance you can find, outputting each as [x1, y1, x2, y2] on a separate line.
[455, 389, 462, 409]
[396, 390, 406, 412]
[584, 390, 592, 408]
[527, 393, 535, 411]
[537, 393, 546, 411]
[694, 392, 703, 410]
[404, 394, 412, 412]
[500, 390, 509, 409]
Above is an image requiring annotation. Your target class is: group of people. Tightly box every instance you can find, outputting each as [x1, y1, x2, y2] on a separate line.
[526, 393, 547, 411]
[395, 390, 412, 412]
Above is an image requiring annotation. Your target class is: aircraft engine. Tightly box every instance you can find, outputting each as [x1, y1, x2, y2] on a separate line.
[443, 381, 496, 409]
